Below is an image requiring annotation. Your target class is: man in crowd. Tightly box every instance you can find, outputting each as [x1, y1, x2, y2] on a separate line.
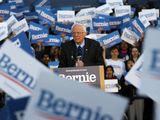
[58, 24, 105, 67]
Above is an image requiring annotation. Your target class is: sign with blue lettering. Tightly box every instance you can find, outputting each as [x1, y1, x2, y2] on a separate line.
[29, 21, 48, 32]
[0, 4, 10, 20]
[24, 12, 39, 22]
[38, 8, 56, 26]
[92, 16, 110, 31]
[10, 32, 34, 56]
[0, 40, 50, 99]
[33, 0, 51, 7]
[54, 22, 72, 36]
[140, 29, 160, 104]
[42, 35, 61, 46]
[108, 16, 122, 29]
[24, 68, 128, 120]
[98, 31, 122, 48]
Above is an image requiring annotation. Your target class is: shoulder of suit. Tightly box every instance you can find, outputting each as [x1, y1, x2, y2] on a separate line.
[85, 38, 100, 45]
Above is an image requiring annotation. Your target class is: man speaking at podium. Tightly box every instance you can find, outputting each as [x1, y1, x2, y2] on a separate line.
[58, 24, 105, 67]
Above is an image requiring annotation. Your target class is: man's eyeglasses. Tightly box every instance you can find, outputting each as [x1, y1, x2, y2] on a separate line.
[72, 32, 85, 35]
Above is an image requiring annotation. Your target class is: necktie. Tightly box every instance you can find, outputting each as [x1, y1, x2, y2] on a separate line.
[77, 46, 83, 57]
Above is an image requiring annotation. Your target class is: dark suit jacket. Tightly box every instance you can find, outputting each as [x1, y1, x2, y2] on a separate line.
[58, 38, 105, 67]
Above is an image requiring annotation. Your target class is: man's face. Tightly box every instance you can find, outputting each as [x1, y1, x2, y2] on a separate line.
[72, 25, 86, 44]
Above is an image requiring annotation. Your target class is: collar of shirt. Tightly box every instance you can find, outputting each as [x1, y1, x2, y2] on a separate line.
[75, 40, 85, 48]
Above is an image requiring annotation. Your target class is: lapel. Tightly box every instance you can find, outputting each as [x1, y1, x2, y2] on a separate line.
[70, 40, 77, 59]
[83, 38, 90, 61]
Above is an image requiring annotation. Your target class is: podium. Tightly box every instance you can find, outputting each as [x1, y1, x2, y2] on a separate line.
[53, 66, 105, 90]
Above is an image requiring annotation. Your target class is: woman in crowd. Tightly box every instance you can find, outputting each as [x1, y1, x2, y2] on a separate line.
[130, 47, 140, 63]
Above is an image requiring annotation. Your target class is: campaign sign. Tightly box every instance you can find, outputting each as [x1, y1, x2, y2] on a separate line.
[120, 14, 131, 24]
[48, 61, 59, 69]
[8, 0, 24, 7]
[139, 16, 150, 28]
[38, 9, 56, 25]
[95, 4, 113, 15]
[0, 3, 10, 20]
[140, 29, 160, 103]
[74, 15, 92, 28]
[10, 32, 34, 56]
[105, 79, 119, 92]
[11, 18, 29, 35]
[33, 0, 51, 7]
[57, 10, 75, 23]
[92, 17, 110, 31]
[0, 41, 49, 99]
[98, 31, 122, 48]
[30, 30, 48, 43]
[42, 35, 61, 46]
[53, 66, 104, 89]
[54, 22, 72, 36]
[125, 54, 143, 89]
[76, 7, 96, 18]
[121, 28, 139, 46]
[115, 5, 131, 17]
[131, 17, 145, 37]
[139, 9, 157, 21]
[24, 12, 39, 22]
[29, 22, 48, 32]
[24, 68, 128, 120]
[0, 22, 8, 41]
[108, 16, 122, 29]
[6, 15, 18, 34]
[106, 0, 123, 9]
[86, 33, 107, 40]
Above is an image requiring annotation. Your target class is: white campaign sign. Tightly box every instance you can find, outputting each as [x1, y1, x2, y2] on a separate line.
[86, 33, 107, 40]
[0, 22, 8, 41]
[24, 69, 128, 120]
[96, 4, 113, 15]
[139, 9, 157, 21]
[140, 29, 160, 103]
[139, 16, 150, 28]
[125, 54, 143, 89]
[57, 10, 75, 23]
[74, 16, 92, 27]
[11, 18, 29, 35]
[106, 0, 123, 9]
[0, 41, 49, 99]
[6, 15, 18, 34]
[76, 7, 96, 18]
[121, 28, 139, 46]
[115, 5, 131, 17]
[105, 79, 119, 92]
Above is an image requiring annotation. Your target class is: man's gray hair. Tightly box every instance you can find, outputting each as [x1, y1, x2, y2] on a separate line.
[71, 23, 87, 32]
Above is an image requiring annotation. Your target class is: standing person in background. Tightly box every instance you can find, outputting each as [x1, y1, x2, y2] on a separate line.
[58, 23, 105, 68]
[130, 47, 140, 63]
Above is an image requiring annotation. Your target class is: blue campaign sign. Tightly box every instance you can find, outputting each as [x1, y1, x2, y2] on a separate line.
[131, 17, 145, 37]
[6, 97, 30, 120]
[0, 3, 10, 20]
[98, 31, 122, 48]
[108, 16, 122, 29]
[8, 0, 24, 7]
[33, 0, 51, 7]
[92, 16, 110, 31]
[10, 32, 34, 56]
[120, 14, 131, 24]
[30, 30, 48, 43]
[54, 22, 72, 36]
[48, 61, 59, 68]
[38, 8, 56, 26]
[29, 21, 48, 32]
[24, 12, 39, 22]
[43, 35, 61, 46]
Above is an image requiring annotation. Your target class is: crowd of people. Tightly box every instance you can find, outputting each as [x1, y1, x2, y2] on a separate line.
[0, 0, 159, 120]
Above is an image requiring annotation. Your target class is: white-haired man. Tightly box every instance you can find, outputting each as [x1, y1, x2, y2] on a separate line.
[59, 24, 105, 67]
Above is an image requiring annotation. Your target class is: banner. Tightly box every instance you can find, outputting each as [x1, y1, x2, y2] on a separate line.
[139, 9, 157, 21]
[0, 4, 10, 20]
[30, 30, 48, 43]
[6, 15, 18, 34]
[24, 68, 128, 120]
[24, 12, 39, 22]
[53, 66, 105, 89]
[11, 18, 29, 35]
[74, 16, 92, 28]
[29, 21, 48, 32]
[125, 54, 143, 89]
[115, 5, 131, 17]
[98, 31, 122, 48]
[140, 29, 160, 103]
[10, 32, 34, 56]
[57, 10, 75, 23]
[139, 16, 150, 28]
[54, 22, 72, 36]
[95, 4, 113, 15]
[105, 79, 119, 92]
[108, 15, 122, 29]
[106, 0, 123, 9]
[0, 22, 8, 41]
[0, 41, 49, 99]
[42, 35, 61, 46]
[121, 28, 139, 46]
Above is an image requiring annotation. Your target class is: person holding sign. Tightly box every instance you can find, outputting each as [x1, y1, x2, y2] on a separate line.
[59, 23, 105, 67]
